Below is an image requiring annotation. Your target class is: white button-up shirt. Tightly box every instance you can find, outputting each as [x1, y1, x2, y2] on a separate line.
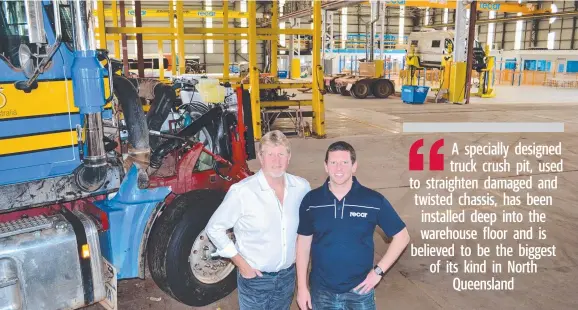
[205, 169, 311, 272]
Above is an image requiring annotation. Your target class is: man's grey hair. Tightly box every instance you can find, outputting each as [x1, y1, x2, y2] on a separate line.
[259, 130, 291, 154]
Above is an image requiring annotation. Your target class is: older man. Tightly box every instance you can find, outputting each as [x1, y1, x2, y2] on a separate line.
[206, 130, 311, 310]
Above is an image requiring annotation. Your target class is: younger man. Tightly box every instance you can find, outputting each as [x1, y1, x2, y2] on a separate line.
[295, 141, 410, 309]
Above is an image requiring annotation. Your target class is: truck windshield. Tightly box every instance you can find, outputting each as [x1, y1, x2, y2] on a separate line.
[0, 0, 74, 69]
[0, 0, 28, 68]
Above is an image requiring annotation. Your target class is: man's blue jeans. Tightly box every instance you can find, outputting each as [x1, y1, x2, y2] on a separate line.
[236, 264, 296, 310]
[311, 285, 376, 310]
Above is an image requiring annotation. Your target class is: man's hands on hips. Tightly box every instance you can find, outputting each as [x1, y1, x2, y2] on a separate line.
[239, 265, 263, 279]
[297, 288, 312, 309]
[232, 254, 263, 279]
[352, 227, 411, 294]
[353, 270, 382, 295]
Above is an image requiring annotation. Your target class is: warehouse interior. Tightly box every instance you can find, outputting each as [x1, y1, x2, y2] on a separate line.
[85, 1, 577, 309]
[0, 0, 577, 310]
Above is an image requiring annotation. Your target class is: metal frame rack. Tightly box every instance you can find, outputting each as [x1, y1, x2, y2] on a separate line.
[94, 0, 325, 140]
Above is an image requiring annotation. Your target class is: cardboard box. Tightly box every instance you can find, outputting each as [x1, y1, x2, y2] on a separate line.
[359, 62, 375, 77]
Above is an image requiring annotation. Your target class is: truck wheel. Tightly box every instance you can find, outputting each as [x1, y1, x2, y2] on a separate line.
[339, 86, 350, 96]
[350, 86, 359, 98]
[351, 82, 369, 99]
[330, 80, 339, 94]
[331, 84, 339, 94]
[147, 189, 236, 307]
[385, 80, 395, 96]
[372, 79, 393, 98]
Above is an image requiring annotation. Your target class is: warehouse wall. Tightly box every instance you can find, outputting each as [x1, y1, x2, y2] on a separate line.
[100, 1, 578, 75]
[334, 4, 416, 46]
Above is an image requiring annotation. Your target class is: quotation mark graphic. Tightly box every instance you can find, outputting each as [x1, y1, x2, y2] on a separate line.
[409, 138, 445, 171]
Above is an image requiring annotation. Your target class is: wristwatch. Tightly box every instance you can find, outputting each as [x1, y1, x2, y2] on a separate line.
[373, 265, 385, 276]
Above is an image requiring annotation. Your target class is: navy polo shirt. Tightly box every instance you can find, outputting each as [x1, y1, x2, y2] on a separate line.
[297, 177, 406, 294]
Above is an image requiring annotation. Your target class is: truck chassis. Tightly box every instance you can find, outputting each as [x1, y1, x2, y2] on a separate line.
[324, 74, 395, 99]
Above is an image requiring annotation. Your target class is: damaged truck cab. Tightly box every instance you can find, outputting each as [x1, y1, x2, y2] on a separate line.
[0, 1, 253, 309]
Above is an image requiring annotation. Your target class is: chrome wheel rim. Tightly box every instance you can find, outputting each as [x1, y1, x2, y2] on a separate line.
[189, 229, 235, 284]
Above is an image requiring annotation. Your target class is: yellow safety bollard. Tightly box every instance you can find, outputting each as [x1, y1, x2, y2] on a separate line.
[291, 58, 301, 79]
[374, 60, 384, 78]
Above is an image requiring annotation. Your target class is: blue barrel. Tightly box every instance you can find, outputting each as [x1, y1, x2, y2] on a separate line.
[401, 85, 430, 104]
[278, 70, 288, 78]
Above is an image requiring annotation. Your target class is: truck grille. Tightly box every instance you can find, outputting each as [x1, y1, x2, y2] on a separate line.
[0, 215, 53, 239]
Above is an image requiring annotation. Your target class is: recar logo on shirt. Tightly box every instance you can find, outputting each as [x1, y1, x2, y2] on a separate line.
[350, 212, 368, 218]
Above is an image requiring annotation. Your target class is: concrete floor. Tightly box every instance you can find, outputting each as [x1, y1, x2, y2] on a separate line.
[87, 85, 578, 310]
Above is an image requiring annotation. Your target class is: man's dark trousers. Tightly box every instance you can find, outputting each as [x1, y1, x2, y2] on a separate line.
[236, 264, 296, 310]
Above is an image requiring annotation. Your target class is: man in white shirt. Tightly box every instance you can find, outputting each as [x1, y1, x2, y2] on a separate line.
[205, 130, 311, 310]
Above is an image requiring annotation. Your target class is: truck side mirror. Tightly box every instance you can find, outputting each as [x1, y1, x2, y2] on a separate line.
[16, 0, 63, 92]
[18, 44, 36, 79]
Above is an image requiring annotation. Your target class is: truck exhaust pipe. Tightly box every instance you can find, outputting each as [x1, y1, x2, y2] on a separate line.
[369, 0, 380, 62]
[70, 0, 110, 192]
[74, 113, 109, 192]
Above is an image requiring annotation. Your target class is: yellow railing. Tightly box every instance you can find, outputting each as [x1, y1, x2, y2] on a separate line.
[94, 0, 324, 140]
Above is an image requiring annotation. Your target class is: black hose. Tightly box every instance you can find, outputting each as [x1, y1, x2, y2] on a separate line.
[150, 106, 223, 169]
[112, 75, 150, 150]
[111, 75, 151, 189]
[147, 83, 176, 149]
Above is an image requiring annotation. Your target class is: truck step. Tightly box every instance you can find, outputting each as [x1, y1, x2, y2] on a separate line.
[0, 215, 52, 239]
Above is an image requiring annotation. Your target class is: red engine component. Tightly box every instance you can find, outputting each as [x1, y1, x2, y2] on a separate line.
[148, 87, 252, 204]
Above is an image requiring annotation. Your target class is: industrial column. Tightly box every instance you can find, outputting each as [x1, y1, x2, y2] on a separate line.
[464, 1, 477, 104]
[312, 0, 325, 137]
[119, 0, 129, 75]
[271, 1, 279, 77]
[248, 0, 262, 139]
[380, 0, 385, 60]
[448, 0, 469, 104]
[223, 0, 229, 79]
[169, 1, 177, 76]
[135, 1, 144, 77]
[176, 0, 185, 75]
[111, 0, 120, 58]
[96, 0, 106, 49]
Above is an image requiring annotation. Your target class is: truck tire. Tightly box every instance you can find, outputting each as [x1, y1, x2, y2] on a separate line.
[350, 86, 359, 99]
[147, 189, 237, 307]
[330, 79, 339, 94]
[372, 79, 393, 98]
[339, 86, 350, 96]
[385, 80, 395, 97]
[331, 84, 339, 94]
[351, 82, 369, 99]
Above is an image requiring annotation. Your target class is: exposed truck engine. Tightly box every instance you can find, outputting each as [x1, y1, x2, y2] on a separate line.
[0, 1, 254, 309]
